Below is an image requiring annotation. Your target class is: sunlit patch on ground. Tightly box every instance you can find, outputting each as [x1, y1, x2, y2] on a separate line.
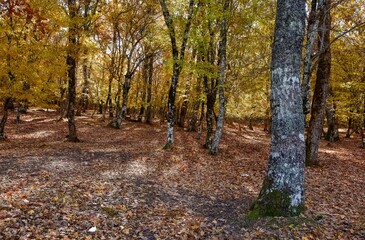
[12, 130, 56, 139]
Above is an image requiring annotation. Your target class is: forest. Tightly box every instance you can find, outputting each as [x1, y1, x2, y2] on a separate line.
[0, 0, 364, 239]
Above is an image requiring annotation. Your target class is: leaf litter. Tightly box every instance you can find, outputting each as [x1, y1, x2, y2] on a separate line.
[0, 109, 364, 239]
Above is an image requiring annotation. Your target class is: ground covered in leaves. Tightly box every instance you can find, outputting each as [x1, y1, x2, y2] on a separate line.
[0, 109, 364, 239]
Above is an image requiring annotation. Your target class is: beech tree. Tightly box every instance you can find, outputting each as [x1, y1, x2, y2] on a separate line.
[210, 0, 230, 155]
[249, 0, 306, 217]
[306, 0, 331, 166]
[159, 0, 196, 149]
[65, 0, 79, 142]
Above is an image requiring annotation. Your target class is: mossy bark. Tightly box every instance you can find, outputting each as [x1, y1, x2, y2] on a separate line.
[249, 0, 306, 218]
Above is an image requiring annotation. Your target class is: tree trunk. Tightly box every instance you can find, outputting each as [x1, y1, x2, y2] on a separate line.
[66, 0, 79, 142]
[188, 52, 203, 132]
[302, 0, 323, 118]
[188, 85, 201, 132]
[362, 71, 365, 148]
[139, 56, 148, 120]
[145, 53, 154, 124]
[210, 0, 229, 155]
[111, 74, 132, 129]
[249, 0, 306, 217]
[164, 66, 181, 149]
[264, 78, 271, 133]
[159, 0, 195, 149]
[178, 77, 191, 128]
[77, 55, 91, 115]
[204, 87, 217, 149]
[305, 0, 331, 166]
[325, 87, 339, 142]
[345, 112, 353, 138]
[0, 97, 13, 140]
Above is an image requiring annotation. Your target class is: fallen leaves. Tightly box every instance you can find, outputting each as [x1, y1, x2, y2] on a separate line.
[0, 110, 364, 239]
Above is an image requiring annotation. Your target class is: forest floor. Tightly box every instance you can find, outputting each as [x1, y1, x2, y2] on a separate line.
[0, 109, 364, 240]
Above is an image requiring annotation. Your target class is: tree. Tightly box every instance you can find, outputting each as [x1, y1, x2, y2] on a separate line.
[0, 0, 65, 139]
[249, 0, 306, 217]
[305, 0, 331, 166]
[159, 0, 196, 149]
[110, 0, 154, 129]
[65, 0, 80, 142]
[210, 0, 229, 155]
[301, 0, 323, 119]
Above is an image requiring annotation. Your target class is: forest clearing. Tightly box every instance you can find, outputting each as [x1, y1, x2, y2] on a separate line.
[0, 109, 364, 239]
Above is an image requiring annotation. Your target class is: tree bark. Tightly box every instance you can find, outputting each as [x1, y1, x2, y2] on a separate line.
[305, 0, 331, 166]
[0, 97, 13, 140]
[210, 0, 229, 155]
[66, 0, 79, 142]
[302, 0, 323, 118]
[111, 74, 131, 129]
[145, 53, 154, 124]
[249, 0, 306, 217]
[203, 20, 218, 149]
[325, 87, 339, 142]
[77, 55, 91, 115]
[345, 111, 353, 138]
[159, 0, 195, 149]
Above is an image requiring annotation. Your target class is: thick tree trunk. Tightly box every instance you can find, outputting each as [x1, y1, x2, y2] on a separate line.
[305, 0, 331, 166]
[210, 0, 229, 155]
[249, 0, 306, 217]
[66, 0, 79, 142]
[264, 79, 271, 133]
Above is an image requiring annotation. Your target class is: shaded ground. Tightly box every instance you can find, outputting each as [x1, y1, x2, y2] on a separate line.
[0, 109, 364, 239]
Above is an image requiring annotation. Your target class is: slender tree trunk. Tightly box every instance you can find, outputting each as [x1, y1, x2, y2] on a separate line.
[140, 56, 148, 120]
[0, 97, 13, 140]
[346, 111, 353, 138]
[325, 87, 339, 142]
[302, 0, 323, 118]
[159, 0, 195, 149]
[249, 0, 306, 217]
[305, 0, 331, 166]
[188, 81, 202, 132]
[210, 0, 229, 155]
[188, 52, 203, 132]
[165, 66, 181, 148]
[145, 53, 154, 124]
[77, 55, 91, 115]
[204, 87, 217, 149]
[66, 0, 79, 142]
[178, 78, 191, 128]
[111, 74, 132, 129]
[197, 100, 205, 138]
